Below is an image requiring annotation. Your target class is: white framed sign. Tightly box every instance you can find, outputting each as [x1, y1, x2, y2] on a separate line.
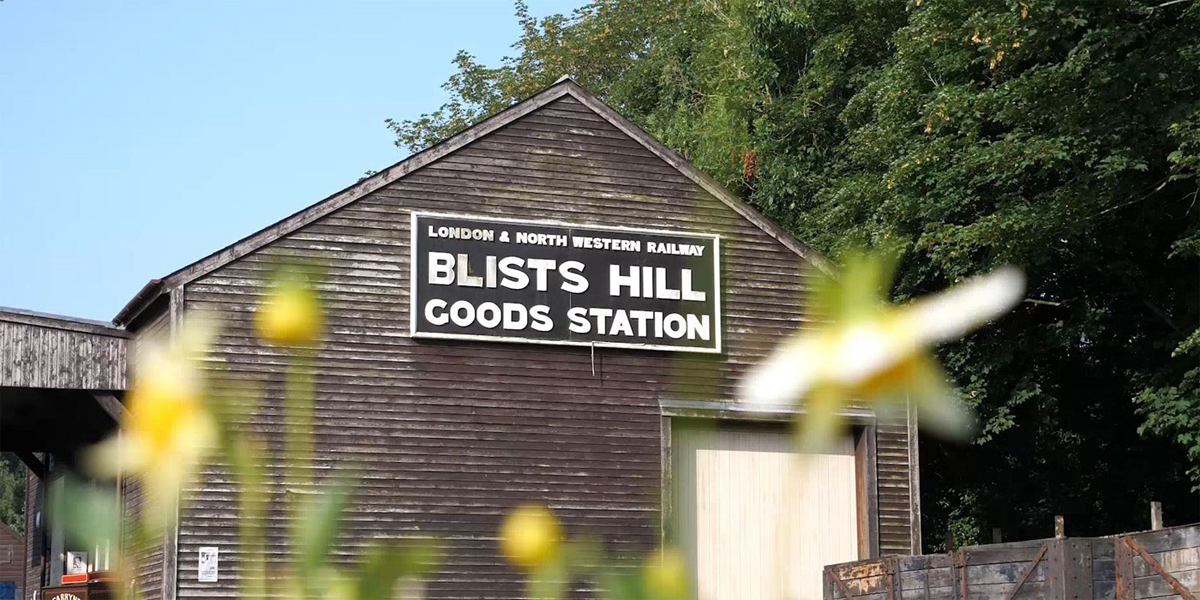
[409, 212, 722, 353]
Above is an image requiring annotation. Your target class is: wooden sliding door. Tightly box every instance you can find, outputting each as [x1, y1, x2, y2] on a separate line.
[672, 421, 859, 600]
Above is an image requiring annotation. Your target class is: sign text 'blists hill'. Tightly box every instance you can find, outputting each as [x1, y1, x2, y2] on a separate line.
[410, 212, 721, 352]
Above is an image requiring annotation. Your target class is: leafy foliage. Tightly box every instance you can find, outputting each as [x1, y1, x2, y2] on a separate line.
[390, 0, 1200, 547]
[0, 453, 25, 533]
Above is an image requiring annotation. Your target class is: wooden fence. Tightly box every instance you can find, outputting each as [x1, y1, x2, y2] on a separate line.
[824, 522, 1200, 600]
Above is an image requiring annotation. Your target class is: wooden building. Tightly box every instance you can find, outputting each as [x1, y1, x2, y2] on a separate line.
[4, 79, 920, 599]
[1, 523, 24, 600]
[0, 308, 128, 600]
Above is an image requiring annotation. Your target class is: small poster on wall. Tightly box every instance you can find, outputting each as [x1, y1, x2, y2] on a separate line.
[66, 552, 88, 575]
[198, 547, 219, 583]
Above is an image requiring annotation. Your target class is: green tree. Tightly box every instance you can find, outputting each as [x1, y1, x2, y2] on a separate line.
[0, 453, 26, 533]
[390, 0, 1200, 548]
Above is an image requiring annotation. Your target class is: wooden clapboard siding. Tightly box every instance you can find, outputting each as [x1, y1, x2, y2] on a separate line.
[131, 86, 920, 599]
[0, 309, 128, 390]
[673, 421, 858, 600]
[0, 522, 23, 599]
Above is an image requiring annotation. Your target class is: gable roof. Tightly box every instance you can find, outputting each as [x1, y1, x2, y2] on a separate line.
[114, 78, 829, 326]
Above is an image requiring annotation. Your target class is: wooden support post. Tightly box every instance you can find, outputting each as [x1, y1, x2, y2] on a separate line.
[947, 532, 960, 600]
[992, 528, 1003, 544]
[1055, 515, 1065, 539]
[1151, 501, 1164, 530]
[1114, 537, 1134, 600]
[958, 549, 969, 600]
[886, 556, 898, 600]
[91, 391, 126, 422]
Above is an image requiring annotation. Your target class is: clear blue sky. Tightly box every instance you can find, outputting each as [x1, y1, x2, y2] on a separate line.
[0, 0, 583, 321]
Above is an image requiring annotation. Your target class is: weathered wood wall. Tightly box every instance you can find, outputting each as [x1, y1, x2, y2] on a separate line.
[825, 523, 1200, 600]
[122, 86, 919, 599]
[0, 522, 23, 600]
[0, 309, 127, 390]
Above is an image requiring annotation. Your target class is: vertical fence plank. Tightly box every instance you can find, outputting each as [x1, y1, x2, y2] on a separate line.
[1114, 536, 1134, 600]
[958, 549, 969, 600]
[1047, 539, 1066, 599]
[1064, 539, 1093, 600]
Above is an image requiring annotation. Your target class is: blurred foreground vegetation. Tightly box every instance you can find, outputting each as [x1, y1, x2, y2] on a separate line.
[389, 0, 1200, 547]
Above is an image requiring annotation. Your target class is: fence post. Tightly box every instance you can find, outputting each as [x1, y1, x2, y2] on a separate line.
[887, 555, 899, 600]
[1055, 515, 1066, 539]
[1114, 536, 1135, 600]
[1151, 501, 1164, 530]
[948, 532, 960, 600]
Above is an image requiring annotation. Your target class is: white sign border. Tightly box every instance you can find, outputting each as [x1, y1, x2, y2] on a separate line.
[408, 210, 722, 354]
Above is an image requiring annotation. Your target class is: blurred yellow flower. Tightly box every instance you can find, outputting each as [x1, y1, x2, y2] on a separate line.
[642, 547, 689, 600]
[257, 275, 322, 345]
[500, 504, 561, 570]
[87, 316, 218, 529]
[740, 255, 1024, 449]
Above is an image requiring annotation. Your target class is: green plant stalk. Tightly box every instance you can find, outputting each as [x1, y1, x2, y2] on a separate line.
[284, 348, 316, 492]
[284, 347, 317, 597]
[230, 436, 269, 600]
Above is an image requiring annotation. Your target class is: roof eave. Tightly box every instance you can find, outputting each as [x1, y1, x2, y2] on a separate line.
[112, 278, 164, 328]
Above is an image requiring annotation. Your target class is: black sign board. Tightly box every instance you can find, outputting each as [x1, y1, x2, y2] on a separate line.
[409, 212, 721, 353]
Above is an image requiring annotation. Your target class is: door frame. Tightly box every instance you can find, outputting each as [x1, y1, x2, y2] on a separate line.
[659, 399, 881, 560]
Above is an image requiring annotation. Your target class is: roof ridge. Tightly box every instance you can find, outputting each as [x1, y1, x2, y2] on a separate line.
[114, 79, 829, 326]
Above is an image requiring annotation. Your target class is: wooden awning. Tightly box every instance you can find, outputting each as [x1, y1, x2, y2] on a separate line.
[0, 308, 128, 470]
[0, 307, 128, 390]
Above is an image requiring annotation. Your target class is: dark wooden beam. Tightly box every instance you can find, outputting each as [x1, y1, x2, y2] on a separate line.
[15, 451, 45, 479]
[91, 391, 125, 422]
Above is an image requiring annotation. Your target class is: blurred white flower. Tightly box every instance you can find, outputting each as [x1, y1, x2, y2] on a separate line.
[87, 315, 218, 529]
[739, 255, 1024, 449]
